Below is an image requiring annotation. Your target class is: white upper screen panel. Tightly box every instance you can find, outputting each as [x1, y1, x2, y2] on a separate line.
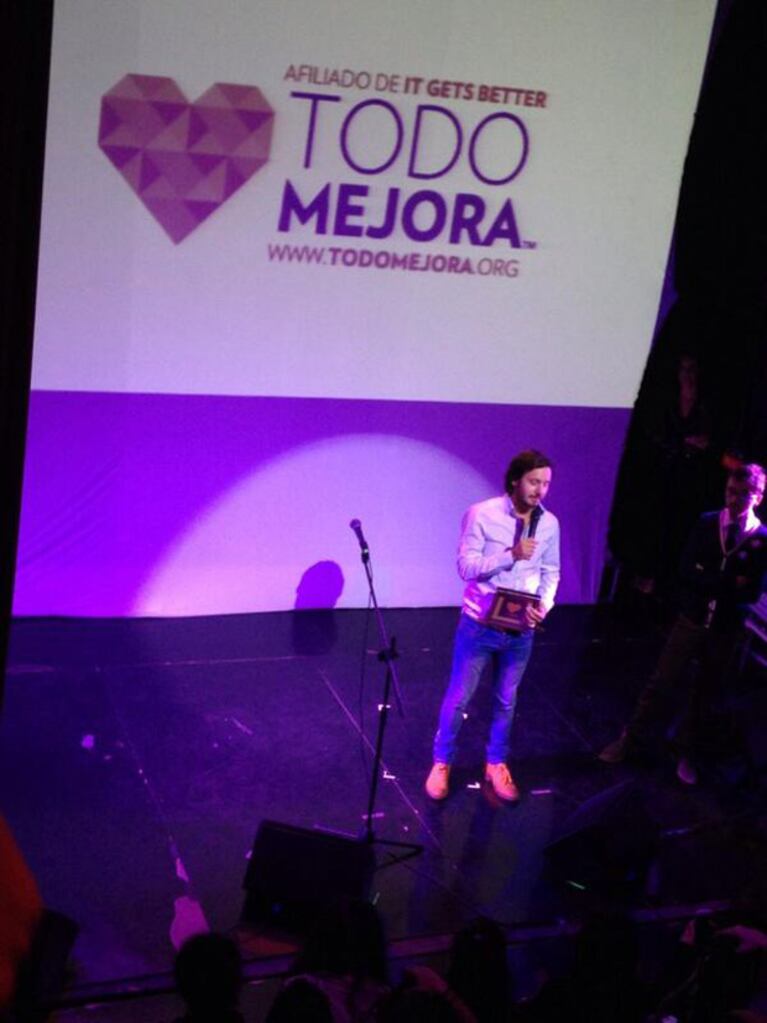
[33, 0, 716, 408]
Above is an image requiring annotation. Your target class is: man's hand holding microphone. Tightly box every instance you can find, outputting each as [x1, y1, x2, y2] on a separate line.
[506, 530, 546, 628]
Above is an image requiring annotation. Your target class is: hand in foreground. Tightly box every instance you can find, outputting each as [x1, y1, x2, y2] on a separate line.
[717, 924, 767, 954]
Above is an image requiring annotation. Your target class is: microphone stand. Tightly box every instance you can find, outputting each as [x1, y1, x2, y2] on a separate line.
[352, 524, 422, 869]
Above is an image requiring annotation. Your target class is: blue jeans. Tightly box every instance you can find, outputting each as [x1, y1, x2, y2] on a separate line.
[433, 613, 534, 764]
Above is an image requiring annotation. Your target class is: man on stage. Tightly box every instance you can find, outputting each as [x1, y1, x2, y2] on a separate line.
[425, 450, 561, 802]
[599, 462, 767, 785]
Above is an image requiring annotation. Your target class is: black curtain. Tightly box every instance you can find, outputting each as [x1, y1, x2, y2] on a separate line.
[608, 0, 767, 590]
[0, 2, 54, 708]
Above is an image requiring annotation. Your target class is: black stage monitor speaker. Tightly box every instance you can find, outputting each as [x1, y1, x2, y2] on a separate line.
[544, 781, 658, 898]
[241, 819, 375, 933]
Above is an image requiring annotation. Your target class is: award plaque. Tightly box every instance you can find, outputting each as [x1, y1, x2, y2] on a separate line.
[483, 587, 540, 632]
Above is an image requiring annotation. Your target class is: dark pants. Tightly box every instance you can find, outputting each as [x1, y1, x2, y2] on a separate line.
[626, 614, 740, 757]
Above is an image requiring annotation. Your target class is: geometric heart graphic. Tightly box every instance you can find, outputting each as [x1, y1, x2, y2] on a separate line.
[98, 74, 274, 243]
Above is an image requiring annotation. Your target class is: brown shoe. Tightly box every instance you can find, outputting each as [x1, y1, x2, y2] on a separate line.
[676, 757, 698, 786]
[485, 762, 520, 802]
[425, 762, 451, 800]
[598, 729, 632, 764]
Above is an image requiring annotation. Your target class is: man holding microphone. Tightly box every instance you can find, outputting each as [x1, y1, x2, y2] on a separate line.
[425, 450, 561, 802]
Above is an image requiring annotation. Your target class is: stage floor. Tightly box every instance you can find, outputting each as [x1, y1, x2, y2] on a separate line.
[2, 604, 765, 1002]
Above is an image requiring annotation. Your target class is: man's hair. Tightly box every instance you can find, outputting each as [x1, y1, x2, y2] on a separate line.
[505, 449, 552, 494]
[729, 463, 766, 495]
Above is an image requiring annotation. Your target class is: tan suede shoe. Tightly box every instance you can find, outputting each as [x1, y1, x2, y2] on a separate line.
[425, 762, 451, 800]
[597, 728, 632, 764]
[485, 762, 520, 802]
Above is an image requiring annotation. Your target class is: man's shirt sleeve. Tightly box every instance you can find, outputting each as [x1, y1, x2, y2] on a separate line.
[456, 505, 514, 582]
[538, 518, 561, 612]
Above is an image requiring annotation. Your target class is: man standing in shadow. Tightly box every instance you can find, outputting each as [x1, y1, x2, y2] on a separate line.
[599, 462, 767, 785]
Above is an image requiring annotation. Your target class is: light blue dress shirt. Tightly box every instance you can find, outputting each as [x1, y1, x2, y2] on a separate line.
[457, 493, 561, 621]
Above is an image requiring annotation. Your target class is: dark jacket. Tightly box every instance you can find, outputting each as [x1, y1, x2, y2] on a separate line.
[677, 511, 767, 630]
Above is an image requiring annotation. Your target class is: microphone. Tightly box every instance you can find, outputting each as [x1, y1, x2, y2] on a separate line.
[528, 505, 544, 538]
[349, 518, 369, 555]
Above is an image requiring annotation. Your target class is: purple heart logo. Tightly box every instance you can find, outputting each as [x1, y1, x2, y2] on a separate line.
[98, 74, 274, 243]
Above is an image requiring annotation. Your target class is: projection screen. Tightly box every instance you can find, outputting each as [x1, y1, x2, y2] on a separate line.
[13, 0, 716, 616]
